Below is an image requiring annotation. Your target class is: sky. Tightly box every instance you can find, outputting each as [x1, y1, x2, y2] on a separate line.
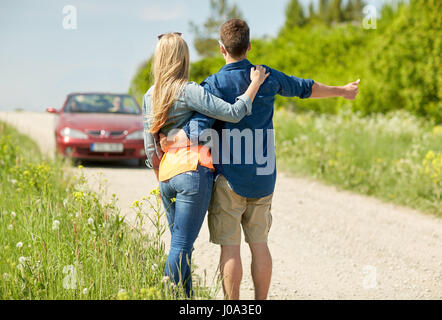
[0, 0, 390, 111]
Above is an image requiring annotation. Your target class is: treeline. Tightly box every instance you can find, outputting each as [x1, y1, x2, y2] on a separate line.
[283, 0, 364, 30]
[129, 0, 441, 122]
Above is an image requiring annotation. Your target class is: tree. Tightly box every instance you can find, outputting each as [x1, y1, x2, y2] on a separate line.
[344, 0, 355, 21]
[358, 0, 442, 121]
[353, 0, 364, 21]
[330, 0, 344, 24]
[308, 2, 316, 20]
[319, 0, 331, 24]
[283, 0, 307, 31]
[189, 0, 243, 58]
[344, 0, 364, 22]
[128, 57, 153, 105]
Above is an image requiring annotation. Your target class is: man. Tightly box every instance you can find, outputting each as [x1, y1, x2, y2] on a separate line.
[163, 18, 359, 300]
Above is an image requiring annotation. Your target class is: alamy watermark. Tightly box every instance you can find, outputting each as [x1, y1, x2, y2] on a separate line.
[362, 5, 377, 29]
[62, 264, 77, 289]
[62, 5, 77, 30]
[362, 265, 377, 289]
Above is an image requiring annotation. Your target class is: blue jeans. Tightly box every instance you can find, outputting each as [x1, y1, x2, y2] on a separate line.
[159, 165, 213, 297]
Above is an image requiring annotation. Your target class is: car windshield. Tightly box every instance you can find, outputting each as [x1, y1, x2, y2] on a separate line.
[65, 94, 140, 114]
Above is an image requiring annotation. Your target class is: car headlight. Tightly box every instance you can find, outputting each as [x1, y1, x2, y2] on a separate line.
[126, 130, 144, 140]
[60, 127, 88, 139]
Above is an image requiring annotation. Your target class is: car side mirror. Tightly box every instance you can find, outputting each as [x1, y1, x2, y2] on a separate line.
[46, 107, 59, 114]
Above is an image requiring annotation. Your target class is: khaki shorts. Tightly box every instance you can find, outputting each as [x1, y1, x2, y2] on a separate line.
[208, 175, 273, 245]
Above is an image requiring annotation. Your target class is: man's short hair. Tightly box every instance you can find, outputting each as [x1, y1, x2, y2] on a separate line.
[220, 19, 250, 58]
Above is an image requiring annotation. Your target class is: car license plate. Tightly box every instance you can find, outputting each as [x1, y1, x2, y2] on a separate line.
[90, 143, 124, 153]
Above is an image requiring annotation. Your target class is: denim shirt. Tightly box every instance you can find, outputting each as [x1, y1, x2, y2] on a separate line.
[182, 59, 314, 198]
[142, 81, 252, 169]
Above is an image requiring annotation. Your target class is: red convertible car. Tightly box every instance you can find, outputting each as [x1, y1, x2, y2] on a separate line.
[47, 93, 146, 166]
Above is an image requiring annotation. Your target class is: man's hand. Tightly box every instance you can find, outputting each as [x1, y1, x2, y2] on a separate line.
[159, 129, 191, 152]
[341, 79, 360, 100]
[310, 79, 360, 100]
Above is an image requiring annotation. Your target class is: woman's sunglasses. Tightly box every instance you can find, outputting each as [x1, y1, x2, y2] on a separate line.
[158, 32, 182, 40]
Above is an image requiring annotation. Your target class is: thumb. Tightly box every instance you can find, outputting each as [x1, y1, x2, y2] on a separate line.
[353, 79, 361, 85]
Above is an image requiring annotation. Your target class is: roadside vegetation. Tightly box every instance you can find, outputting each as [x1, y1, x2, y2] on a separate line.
[274, 109, 442, 215]
[0, 122, 215, 299]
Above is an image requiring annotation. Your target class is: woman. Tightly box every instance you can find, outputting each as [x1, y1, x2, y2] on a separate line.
[142, 32, 268, 297]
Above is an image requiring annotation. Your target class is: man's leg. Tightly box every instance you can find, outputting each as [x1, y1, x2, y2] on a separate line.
[208, 175, 246, 300]
[242, 193, 273, 300]
[219, 245, 242, 300]
[249, 243, 272, 300]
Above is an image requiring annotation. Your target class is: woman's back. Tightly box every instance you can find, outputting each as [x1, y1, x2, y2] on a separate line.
[143, 81, 252, 135]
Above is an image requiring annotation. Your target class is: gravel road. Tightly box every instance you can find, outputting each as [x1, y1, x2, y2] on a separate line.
[1, 111, 441, 299]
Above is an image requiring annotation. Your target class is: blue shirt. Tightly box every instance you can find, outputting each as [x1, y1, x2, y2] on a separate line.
[182, 59, 314, 198]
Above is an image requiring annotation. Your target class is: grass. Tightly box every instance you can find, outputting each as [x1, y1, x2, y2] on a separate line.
[274, 108, 442, 216]
[0, 121, 217, 300]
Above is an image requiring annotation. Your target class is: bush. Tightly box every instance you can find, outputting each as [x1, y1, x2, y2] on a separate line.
[274, 109, 442, 215]
[356, 0, 442, 122]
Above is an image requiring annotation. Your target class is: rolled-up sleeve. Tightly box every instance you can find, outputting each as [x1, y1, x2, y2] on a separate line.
[273, 68, 314, 99]
[142, 95, 163, 169]
[184, 82, 252, 123]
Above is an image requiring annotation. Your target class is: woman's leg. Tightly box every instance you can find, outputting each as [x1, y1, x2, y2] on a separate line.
[164, 166, 213, 297]
[159, 180, 176, 234]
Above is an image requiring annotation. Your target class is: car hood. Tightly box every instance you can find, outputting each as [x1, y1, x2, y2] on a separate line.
[60, 113, 143, 131]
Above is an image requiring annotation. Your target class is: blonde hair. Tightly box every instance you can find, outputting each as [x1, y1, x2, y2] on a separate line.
[149, 33, 189, 133]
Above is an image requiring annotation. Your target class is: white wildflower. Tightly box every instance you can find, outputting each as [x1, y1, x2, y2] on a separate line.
[11, 211, 16, 218]
[87, 218, 94, 225]
[10, 179, 17, 185]
[7, 224, 13, 231]
[52, 220, 60, 231]
[82, 288, 88, 295]
[18, 256, 27, 265]
[162, 276, 170, 283]
[2, 273, 10, 281]
[16, 241, 23, 249]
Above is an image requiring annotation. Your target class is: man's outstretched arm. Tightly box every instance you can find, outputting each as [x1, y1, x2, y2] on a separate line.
[310, 79, 360, 100]
[274, 67, 360, 100]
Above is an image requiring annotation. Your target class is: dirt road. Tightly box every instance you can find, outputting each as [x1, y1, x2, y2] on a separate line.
[1, 111, 441, 299]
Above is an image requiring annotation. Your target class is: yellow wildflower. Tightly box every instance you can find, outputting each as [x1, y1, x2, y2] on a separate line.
[432, 126, 442, 136]
[117, 289, 129, 300]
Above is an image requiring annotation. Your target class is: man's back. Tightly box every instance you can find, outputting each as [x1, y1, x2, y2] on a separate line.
[190, 59, 314, 198]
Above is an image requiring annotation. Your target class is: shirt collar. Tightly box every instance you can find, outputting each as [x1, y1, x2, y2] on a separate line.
[219, 59, 252, 72]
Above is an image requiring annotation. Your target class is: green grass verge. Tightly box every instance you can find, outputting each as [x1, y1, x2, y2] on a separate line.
[0, 121, 216, 299]
[275, 109, 442, 216]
